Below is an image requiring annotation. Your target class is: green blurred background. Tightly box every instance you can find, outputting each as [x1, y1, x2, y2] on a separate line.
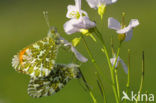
[0, 0, 156, 103]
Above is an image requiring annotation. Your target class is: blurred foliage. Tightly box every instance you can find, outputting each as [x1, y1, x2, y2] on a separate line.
[0, 0, 155, 103]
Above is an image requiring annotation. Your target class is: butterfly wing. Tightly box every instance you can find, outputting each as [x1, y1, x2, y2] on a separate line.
[12, 37, 60, 78]
[27, 63, 81, 98]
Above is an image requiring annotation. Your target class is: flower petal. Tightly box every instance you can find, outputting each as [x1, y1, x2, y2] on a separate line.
[80, 10, 88, 17]
[72, 16, 96, 29]
[117, 19, 139, 34]
[63, 19, 79, 34]
[60, 37, 88, 63]
[75, 0, 81, 11]
[129, 19, 139, 28]
[120, 59, 128, 74]
[125, 29, 133, 41]
[104, 0, 118, 5]
[71, 46, 88, 63]
[117, 26, 131, 34]
[66, 5, 78, 19]
[86, 0, 117, 9]
[86, 0, 99, 9]
[64, 17, 95, 35]
[110, 57, 120, 68]
[108, 17, 121, 30]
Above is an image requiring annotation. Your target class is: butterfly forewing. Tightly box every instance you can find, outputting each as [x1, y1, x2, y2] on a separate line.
[27, 64, 81, 98]
[12, 37, 60, 78]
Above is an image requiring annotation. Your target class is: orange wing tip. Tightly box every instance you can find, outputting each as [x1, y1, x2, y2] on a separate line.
[19, 48, 29, 65]
[12, 47, 30, 73]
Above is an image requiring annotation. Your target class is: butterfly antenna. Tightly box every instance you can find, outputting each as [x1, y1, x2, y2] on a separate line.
[43, 11, 58, 37]
[43, 11, 50, 29]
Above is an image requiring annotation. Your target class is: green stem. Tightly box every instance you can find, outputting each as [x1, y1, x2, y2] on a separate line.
[81, 36, 102, 77]
[136, 51, 145, 103]
[90, 91, 97, 103]
[123, 49, 130, 103]
[126, 49, 130, 88]
[112, 48, 120, 102]
[96, 77, 107, 103]
[79, 69, 97, 103]
[81, 36, 107, 103]
[94, 28, 119, 103]
[115, 69, 120, 100]
[111, 37, 120, 101]
[104, 47, 119, 103]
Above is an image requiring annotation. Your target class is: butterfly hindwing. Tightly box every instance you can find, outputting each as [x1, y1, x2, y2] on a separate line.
[12, 37, 60, 78]
[27, 63, 81, 98]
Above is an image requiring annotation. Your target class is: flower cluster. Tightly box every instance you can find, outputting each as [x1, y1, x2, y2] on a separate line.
[63, 0, 139, 44]
[62, 0, 140, 103]
[63, 0, 139, 72]
[64, 0, 96, 35]
[108, 17, 139, 41]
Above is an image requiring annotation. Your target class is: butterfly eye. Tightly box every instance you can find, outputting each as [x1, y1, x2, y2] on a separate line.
[27, 63, 81, 98]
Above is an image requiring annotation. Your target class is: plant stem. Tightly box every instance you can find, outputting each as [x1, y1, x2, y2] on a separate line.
[81, 36, 107, 103]
[97, 78, 107, 103]
[112, 48, 120, 70]
[94, 28, 119, 103]
[90, 91, 97, 103]
[111, 36, 121, 101]
[115, 69, 120, 100]
[81, 36, 100, 73]
[123, 49, 131, 103]
[79, 69, 97, 103]
[112, 48, 120, 102]
[136, 51, 145, 103]
[126, 49, 130, 88]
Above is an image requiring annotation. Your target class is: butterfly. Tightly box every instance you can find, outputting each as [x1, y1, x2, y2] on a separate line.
[12, 27, 87, 78]
[28, 63, 81, 98]
[12, 27, 87, 98]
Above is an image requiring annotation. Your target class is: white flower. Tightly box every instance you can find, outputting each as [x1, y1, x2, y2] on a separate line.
[66, 0, 88, 19]
[86, 0, 118, 19]
[64, 0, 96, 35]
[108, 17, 139, 41]
[110, 56, 128, 74]
[86, 0, 118, 9]
[64, 16, 96, 34]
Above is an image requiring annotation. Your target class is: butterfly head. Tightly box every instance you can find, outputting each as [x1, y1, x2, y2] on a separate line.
[48, 27, 60, 41]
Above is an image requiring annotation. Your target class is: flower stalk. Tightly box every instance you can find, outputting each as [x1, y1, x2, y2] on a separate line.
[81, 35, 107, 103]
[94, 27, 119, 103]
[126, 49, 130, 88]
[115, 69, 120, 100]
[136, 51, 145, 103]
[79, 69, 97, 103]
